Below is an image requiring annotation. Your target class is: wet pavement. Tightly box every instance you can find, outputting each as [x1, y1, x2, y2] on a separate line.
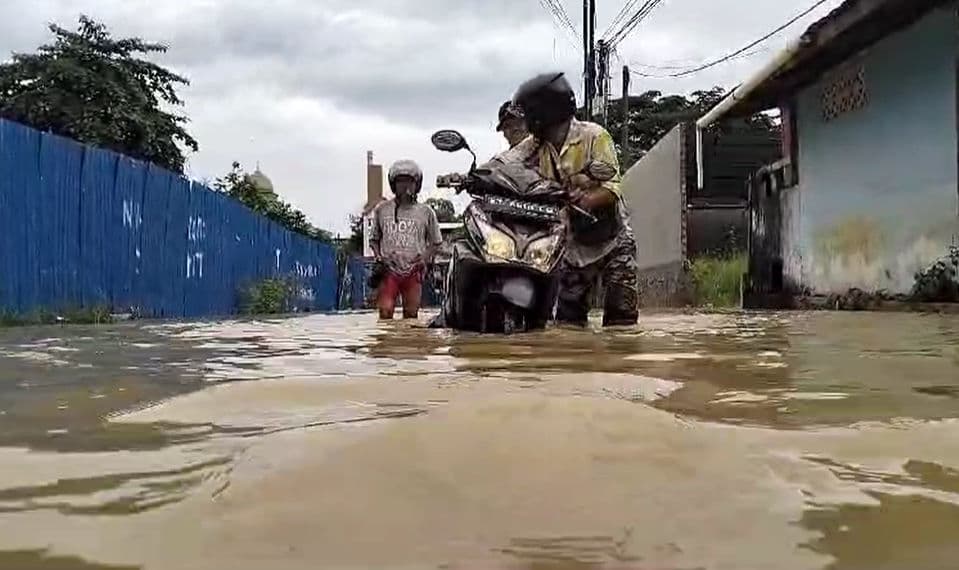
[0, 311, 958, 569]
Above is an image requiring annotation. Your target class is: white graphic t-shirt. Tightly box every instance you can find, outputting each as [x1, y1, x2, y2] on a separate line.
[370, 199, 443, 275]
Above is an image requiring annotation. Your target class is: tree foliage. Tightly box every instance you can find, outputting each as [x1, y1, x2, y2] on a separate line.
[214, 162, 333, 243]
[425, 197, 458, 223]
[344, 214, 365, 255]
[0, 15, 198, 172]
[587, 86, 779, 170]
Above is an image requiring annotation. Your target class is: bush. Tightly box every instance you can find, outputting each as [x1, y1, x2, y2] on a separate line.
[911, 246, 959, 303]
[0, 305, 114, 327]
[689, 255, 746, 308]
[238, 278, 297, 315]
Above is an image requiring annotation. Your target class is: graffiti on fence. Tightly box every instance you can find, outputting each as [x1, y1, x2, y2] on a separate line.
[0, 118, 363, 318]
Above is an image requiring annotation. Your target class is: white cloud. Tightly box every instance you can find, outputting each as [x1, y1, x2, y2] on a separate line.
[0, 0, 845, 234]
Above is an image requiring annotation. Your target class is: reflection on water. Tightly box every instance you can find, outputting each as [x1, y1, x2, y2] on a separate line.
[0, 311, 957, 569]
[802, 493, 959, 570]
[495, 531, 645, 568]
[0, 550, 139, 570]
[0, 456, 232, 516]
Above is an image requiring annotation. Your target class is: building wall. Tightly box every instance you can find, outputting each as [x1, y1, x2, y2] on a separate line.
[621, 125, 687, 305]
[790, 6, 959, 294]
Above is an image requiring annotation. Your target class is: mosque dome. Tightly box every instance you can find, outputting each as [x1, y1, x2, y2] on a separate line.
[247, 168, 274, 194]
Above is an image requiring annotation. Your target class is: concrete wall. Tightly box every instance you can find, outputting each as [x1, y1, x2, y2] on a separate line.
[622, 125, 687, 305]
[789, 6, 959, 295]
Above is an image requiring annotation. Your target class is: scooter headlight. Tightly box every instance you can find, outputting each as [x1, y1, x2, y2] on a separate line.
[525, 235, 561, 271]
[475, 218, 516, 261]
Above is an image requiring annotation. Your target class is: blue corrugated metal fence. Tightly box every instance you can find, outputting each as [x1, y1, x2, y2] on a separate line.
[0, 118, 348, 318]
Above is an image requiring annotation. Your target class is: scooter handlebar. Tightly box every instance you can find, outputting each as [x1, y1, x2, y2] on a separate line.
[436, 173, 468, 191]
[435, 173, 599, 222]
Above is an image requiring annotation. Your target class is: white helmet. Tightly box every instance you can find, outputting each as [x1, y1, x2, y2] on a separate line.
[388, 159, 424, 193]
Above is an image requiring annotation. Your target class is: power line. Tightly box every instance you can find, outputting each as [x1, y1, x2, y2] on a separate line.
[630, 46, 770, 74]
[632, 55, 714, 67]
[547, 0, 579, 39]
[607, 0, 665, 48]
[538, 1, 579, 49]
[594, 0, 660, 125]
[603, 0, 650, 44]
[648, 0, 832, 78]
[541, 0, 573, 36]
[603, 0, 642, 41]
[538, 0, 580, 47]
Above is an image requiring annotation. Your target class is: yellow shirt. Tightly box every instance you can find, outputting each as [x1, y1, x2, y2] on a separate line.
[530, 119, 622, 197]
[502, 120, 631, 267]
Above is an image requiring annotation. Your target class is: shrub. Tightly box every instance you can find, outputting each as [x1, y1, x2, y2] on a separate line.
[238, 278, 297, 315]
[689, 255, 746, 308]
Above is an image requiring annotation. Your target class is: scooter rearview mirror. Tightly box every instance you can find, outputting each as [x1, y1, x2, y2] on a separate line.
[432, 129, 478, 174]
[431, 130, 468, 153]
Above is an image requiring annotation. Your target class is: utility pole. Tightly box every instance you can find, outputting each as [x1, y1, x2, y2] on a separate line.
[589, 0, 596, 103]
[597, 40, 610, 126]
[582, 0, 594, 120]
[589, 0, 597, 121]
[621, 65, 630, 164]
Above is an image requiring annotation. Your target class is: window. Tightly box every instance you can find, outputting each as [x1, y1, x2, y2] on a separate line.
[821, 62, 868, 121]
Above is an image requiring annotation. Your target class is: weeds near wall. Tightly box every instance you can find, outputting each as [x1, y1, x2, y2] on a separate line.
[911, 246, 959, 303]
[689, 255, 746, 308]
[0, 306, 114, 327]
[237, 277, 299, 315]
[820, 246, 959, 310]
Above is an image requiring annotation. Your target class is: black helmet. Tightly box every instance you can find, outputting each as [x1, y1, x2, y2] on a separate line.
[512, 72, 576, 137]
[496, 100, 524, 131]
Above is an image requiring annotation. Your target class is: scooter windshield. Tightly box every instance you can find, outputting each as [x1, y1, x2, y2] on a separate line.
[472, 160, 563, 202]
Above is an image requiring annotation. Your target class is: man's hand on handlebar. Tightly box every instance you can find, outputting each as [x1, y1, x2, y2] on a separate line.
[568, 173, 598, 192]
[436, 172, 469, 191]
[564, 174, 612, 223]
[565, 173, 601, 207]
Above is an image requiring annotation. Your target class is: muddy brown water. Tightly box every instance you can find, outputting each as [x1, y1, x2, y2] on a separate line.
[1, 311, 958, 569]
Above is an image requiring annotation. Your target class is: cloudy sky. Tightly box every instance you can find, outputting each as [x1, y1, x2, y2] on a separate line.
[0, 0, 843, 234]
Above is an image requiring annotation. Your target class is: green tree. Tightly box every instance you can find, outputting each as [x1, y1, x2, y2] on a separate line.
[344, 214, 365, 255]
[0, 15, 198, 173]
[425, 197, 458, 223]
[214, 162, 333, 243]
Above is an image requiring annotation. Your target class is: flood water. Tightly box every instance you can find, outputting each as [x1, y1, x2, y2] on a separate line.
[1, 311, 959, 569]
